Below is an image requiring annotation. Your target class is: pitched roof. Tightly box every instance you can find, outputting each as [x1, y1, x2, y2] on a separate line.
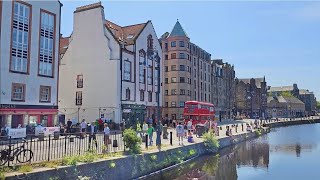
[299, 89, 313, 95]
[269, 86, 294, 92]
[169, 20, 188, 38]
[60, 37, 70, 55]
[268, 96, 304, 105]
[105, 20, 148, 45]
[238, 78, 265, 88]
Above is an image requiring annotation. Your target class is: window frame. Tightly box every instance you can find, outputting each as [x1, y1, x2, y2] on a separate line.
[39, 85, 51, 103]
[125, 88, 130, 100]
[171, 77, 177, 83]
[77, 75, 83, 88]
[10, 1, 32, 74]
[179, 41, 184, 47]
[11, 83, 26, 102]
[140, 90, 144, 101]
[148, 91, 152, 102]
[123, 60, 132, 81]
[171, 53, 176, 59]
[171, 41, 176, 47]
[171, 101, 176, 107]
[38, 9, 56, 77]
[76, 91, 82, 105]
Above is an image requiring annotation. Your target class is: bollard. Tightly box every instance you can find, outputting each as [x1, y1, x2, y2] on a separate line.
[170, 132, 173, 145]
[242, 124, 244, 131]
[145, 134, 148, 149]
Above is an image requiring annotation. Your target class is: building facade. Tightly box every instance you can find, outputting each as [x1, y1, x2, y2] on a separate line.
[235, 78, 267, 119]
[211, 59, 235, 121]
[160, 21, 212, 121]
[267, 96, 305, 118]
[59, 3, 162, 126]
[268, 84, 317, 116]
[0, 0, 61, 128]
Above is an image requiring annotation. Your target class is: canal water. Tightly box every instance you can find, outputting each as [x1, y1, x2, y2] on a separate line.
[148, 123, 320, 180]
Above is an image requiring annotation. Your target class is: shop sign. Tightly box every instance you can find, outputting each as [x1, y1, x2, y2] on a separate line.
[0, 104, 16, 108]
[8, 128, 26, 139]
[123, 109, 131, 113]
[35, 127, 60, 136]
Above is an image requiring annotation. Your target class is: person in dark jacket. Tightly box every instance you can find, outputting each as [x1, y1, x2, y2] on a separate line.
[87, 122, 98, 150]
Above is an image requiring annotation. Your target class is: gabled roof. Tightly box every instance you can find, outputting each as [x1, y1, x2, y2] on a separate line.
[169, 20, 188, 38]
[238, 78, 265, 88]
[105, 20, 148, 45]
[299, 89, 313, 95]
[60, 37, 70, 55]
[268, 96, 304, 105]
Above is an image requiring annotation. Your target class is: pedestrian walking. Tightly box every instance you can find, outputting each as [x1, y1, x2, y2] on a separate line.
[147, 124, 155, 146]
[103, 123, 110, 152]
[66, 119, 72, 133]
[80, 119, 87, 138]
[87, 122, 98, 150]
[176, 122, 184, 145]
[142, 121, 148, 136]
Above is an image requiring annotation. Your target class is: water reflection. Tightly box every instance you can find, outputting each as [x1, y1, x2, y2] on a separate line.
[148, 124, 320, 180]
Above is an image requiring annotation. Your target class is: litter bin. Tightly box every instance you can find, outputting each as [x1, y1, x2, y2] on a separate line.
[38, 132, 45, 141]
[54, 131, 60, 140]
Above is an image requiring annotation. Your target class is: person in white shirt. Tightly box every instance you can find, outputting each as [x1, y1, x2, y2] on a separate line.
[142, 121, 148, 136]
[81, 119, 87, 133]
[187, 120, 193, 131]
[103, 123, 110, 152]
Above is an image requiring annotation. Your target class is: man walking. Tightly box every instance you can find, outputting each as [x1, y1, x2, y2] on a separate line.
[87, 122, 98, 150]
[66, 119, 72, 133]
[147, 124, 155, 146]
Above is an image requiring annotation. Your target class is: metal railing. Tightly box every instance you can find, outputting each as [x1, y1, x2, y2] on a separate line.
[0, 132, 124, 166]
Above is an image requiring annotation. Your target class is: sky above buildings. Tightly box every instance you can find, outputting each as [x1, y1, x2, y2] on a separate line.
[60, 0, 320, 99]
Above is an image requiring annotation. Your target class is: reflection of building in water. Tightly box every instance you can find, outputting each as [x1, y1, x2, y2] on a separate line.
[236, 142, 270, 169]
[270, 144, 315, 157]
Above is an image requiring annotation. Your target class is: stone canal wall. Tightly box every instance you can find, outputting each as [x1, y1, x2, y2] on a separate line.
[6, 130, 266, 180]
[265, 119, 320, 128]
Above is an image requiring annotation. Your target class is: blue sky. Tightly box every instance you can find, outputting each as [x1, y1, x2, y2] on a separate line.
[60, 1, 320, 99]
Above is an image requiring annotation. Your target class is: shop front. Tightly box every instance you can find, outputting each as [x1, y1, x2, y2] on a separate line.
[0, 105, 58, 128]
[122, 104, 146, 128]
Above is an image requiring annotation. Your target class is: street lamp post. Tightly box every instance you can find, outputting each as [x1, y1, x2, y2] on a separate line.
[154, 52, 161, 146]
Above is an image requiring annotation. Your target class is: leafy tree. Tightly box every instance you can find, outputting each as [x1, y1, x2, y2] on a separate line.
[280, 91, 294, 97]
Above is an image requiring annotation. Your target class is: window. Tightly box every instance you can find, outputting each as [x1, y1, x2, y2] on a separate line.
[200, 61, 202, 69]
[147, 35, 153, 50]
[205, 84, 206, 91]
[39, 10, 56, 76]
[187, 54, 190, 60]
[201, 82, 203, 90]
[179, 41, 184, 47]
[194, 58, 196, 66]
[179, 101, 185, 107]
[195, 91, 197, 100]
[11, 83, 25, 101]
[171, 101, 176, 107]
[140, 90, 144, 101]
[165, 78, 168, 84]
[165, 90, 168, 95]
[204, 64, 206, 71]
[209, 86, 211, 92]
[179, 53, 185, 59]
[194, 80, 196, 88]
[171, 77, 177, 83]
[171, 53, 176, 59]
[76, 91, 82, 105]
[180, 65, 185, 71]
[204, 74, 207, 81]
[77, 75, 83, 88]
[200, 73, 202, 80]
[147, 67, 153, 85]
[194, 69, 196, 77]
[205, 94, 207, 101]
[171, 89, 176, 95]
[39, 86, 51, 102]
[165, 102, 168, 107]
[124, 60, 131, 81]
[180, 77, 185, 83]
[165, 55, 168, 60]
[10, 2, 31, 73]
[180, 89, 185, 95]
[209, 94, 211, 102]
[171, 41, 176, 47]
[154, 69, 159, 86]
[171, 65, 176, 71]
[187, 66, 189, 72]
[139, 50, 146, 84]
[148, 91, 152, 102]
[126, 88, 130, 100]
[165, 43, 168, 50]
[188, 90, 191, 96]
[156, 92, 159, 102]
[165, 66, 168, 72]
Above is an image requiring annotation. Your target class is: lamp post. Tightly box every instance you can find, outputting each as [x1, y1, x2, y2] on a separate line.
[154, 51, 161, 146]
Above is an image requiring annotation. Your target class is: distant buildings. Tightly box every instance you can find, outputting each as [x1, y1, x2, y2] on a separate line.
[0, 0, 61, 128]
[235, 78, 267, 118]
[58, 3, 162, 126]
[267, 96, 305, 118]
[268, 84, 317, 116]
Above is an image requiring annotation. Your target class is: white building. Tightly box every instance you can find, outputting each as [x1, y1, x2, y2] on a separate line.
[0, 0, 61, 128]
[59, 2, 162, 127]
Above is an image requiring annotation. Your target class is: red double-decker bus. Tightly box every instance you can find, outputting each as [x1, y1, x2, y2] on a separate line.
[183, 101, 215, 126]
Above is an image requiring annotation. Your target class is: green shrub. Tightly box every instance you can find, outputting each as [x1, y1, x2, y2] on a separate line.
[45, 161, 59, 168]
[0, 171, 4, 180]
[123, 128, 142, 154]
[203, 129, 220, 152]
[109, 162, 116, 168]
[62, 156, 79, 166]
[79, 152, 98, 163]
[18, 164, 33, 173]
[150, 154, 157, 161]
[255, 129, 262, 136]
[188, 149, 197, 156]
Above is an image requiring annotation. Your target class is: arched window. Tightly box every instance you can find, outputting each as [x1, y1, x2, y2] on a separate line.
[126, 88, 130, 100]
[139, 49, 146, 84]
[147, 34, 153, 50]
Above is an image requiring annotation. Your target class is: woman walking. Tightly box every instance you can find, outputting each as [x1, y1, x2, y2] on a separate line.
[103, 123, 110, 153]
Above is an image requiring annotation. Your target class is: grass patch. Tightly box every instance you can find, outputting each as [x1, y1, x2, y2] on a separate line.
[18, 164, 33, 173]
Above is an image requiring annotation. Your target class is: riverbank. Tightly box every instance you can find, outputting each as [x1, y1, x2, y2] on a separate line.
[3, 116, 319, 180]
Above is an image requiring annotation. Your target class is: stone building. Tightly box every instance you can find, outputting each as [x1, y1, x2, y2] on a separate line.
[58, 2, 162, 126]
[235, 77, 267, 118]
[267, 96, 305, 118]
[211, 59, 235, 121]
[160, 20, 211, 120]
[268, 84, 317, 116]
[0, 0, 62, 128]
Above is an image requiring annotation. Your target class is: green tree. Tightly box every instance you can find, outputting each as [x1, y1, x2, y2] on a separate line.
[280, 91, 294, 97]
